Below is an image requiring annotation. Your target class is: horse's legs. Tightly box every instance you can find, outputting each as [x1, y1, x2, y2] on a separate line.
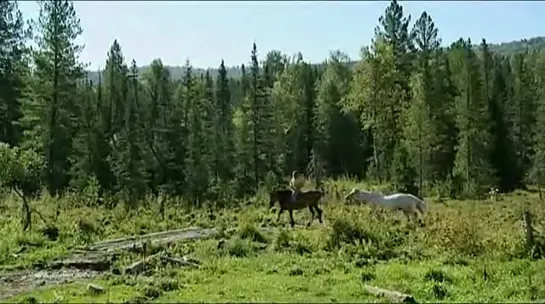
[415, 202, 424, 215]
[371, 206, 381, 220]
[314, 205, 323, 224]
[402, 210, 412, 222]
[288, 210, 295, 228]
[308, 206, 315, 219]
[415, 211, 424, 227]
[276, 208, 285, 223]
[307, 206, 315, 227]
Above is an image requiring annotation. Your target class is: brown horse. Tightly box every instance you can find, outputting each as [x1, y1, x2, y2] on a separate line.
[269, 189, 324, 228]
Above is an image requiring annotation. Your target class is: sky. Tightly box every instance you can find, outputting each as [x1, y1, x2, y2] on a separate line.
[17, 1, 545, 70]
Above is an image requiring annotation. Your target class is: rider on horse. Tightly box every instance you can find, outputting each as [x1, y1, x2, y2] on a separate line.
[289, 170, 305, 203]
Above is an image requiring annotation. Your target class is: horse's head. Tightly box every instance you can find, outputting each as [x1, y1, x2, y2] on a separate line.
[345, 188, 374, 204]
[345, 187, 360, 201]
[269, 190, 279, 209]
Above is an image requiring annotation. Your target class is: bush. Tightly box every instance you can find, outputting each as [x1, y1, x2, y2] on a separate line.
[238, 223, 268, 243]
[272, 229, 292, 251]
[224, 236, 254, 258]
[426, 211, 485, 257]
[327, 216, 382, 250]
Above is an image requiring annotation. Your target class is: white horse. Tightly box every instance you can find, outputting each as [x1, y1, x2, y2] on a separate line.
[345, 188, 427, 224]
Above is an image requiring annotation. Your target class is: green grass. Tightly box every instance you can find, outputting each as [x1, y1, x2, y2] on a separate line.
[9, 256, 545, 303]
[2, 179, 545, 302]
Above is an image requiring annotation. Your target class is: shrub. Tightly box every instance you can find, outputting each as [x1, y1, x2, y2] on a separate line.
[225, 236, 254, 258]
[238, 223, 268, 243]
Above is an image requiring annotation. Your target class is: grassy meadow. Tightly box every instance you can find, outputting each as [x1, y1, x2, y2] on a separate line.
[1, 179, 545, 303]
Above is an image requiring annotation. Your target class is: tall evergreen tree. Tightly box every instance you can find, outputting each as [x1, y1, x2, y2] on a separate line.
[0, 0, 29, 147]
[449, 39, 495, 197]
[213, 60, 235, 182]
[510, 52, 538, 187]
[110, 60, 147, 203]
[29, 0, 86, 195]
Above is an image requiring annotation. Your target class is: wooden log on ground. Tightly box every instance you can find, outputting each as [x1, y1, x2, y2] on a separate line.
[48, 257, 112, 272]
[123, 252, 164, 275]
[362, 285, 417, 303]
[89, 227, 217, 251]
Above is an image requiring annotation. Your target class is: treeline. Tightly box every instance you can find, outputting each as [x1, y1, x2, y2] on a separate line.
[1, 0, 545, 208]
[84, 37, 545, 83]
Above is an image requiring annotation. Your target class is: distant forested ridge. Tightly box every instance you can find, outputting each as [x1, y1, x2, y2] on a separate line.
[86, 36, 545, 83]
[2, 0, 545, 207]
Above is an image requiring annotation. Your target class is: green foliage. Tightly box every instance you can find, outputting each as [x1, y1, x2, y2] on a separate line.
[391, 143, 419, 195]
[29, 0, 86, 195]
[3, 0, 545, 207]
[1, 179, 545, 302]
[0, 143, 43, 198]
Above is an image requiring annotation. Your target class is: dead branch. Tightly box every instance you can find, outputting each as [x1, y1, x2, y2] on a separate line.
[31, 207, 49, 226]
[362, 285, 417, 303]
[14, 188, 31, 231]
[523, 209, 535, 253]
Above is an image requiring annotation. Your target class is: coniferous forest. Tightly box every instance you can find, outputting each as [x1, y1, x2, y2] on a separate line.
[2, 0, 545, 210]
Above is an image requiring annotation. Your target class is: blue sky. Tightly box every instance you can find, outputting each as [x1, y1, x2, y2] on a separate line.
[17, 1, 545, 70]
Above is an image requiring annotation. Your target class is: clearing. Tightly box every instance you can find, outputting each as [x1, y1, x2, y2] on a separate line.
[1, 182, 545, 303]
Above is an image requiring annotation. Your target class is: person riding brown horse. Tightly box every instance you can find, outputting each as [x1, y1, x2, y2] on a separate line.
[289, 170, 306, 203]
[269, 189, 324, 227]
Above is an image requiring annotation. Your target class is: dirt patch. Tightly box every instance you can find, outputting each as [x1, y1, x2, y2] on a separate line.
[0, 269, 101, 301]
[0, 227, 218, 301]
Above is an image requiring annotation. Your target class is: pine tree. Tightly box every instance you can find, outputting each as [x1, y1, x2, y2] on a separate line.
[69, 77, 99, 191]
[347, 38, 399, 182]
[98, 40, 129, 192]
[510, 52, 538, 187]
[242, 43, 273, 188]
[314, 51, 363, 177]
[29, 0, 86, 195]
[141, 58, 172, 193]
[404, 71, 431, 197]
[213, 60, 235, 182]
[530, 53, 545, 199]
[0, 0, 29, 147]
[488, 55, 518, 192]
[249, 43, 263, 186]
[271, 54, 305, 174]
[449, 39, 495, 197]
[403, 11, 440, 195]
[428, 49, 458, 184]
[110, 60, 147, 203]
[183, 60, 210, 205]
[234, 64, 254, 196]
[376, 0, 414, 108]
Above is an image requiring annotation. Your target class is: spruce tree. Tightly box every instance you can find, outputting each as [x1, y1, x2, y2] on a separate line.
[29, 0, 86, 195]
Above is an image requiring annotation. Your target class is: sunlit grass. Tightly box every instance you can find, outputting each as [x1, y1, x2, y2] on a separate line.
[2, 179, 545, 302]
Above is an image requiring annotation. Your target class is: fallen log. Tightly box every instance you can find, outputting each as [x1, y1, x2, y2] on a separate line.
[89, 227, 218, 252]
[47, 250, 118, 272]
[362, 285, 417, 303]
[48, 257, 112, 272]
[123, 252, 164, 275]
